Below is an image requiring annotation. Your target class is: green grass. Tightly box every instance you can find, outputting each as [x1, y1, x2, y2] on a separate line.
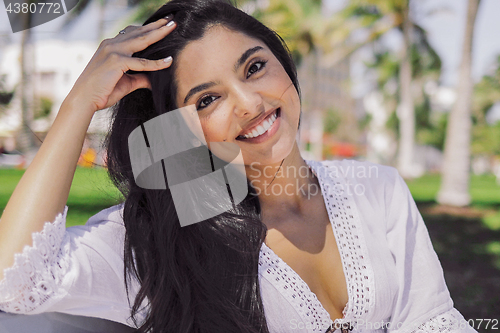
[405, 173, 500, 205]
[406, 173, 500, 231]
[0, 167, 123, 227]
[405, 173, 442, 202]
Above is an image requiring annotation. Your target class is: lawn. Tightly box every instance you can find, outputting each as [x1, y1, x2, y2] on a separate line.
[0, 167, 123, 227]
[1, 168, 499, 325]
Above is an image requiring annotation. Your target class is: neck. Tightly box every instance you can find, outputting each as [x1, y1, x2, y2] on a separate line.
[244, 144, 320, 214]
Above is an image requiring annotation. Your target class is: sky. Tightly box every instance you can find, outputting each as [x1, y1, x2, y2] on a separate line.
[1, 0, 500, 87]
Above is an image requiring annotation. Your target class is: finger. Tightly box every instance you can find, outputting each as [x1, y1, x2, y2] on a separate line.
[123, 21, 176, 54]
[120, 55, 173, 73]
[118, 14, 173, 38]
[140, 14, 174, 33]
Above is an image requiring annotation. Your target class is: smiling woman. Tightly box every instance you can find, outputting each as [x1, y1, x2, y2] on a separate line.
[0, 0, 478, 333]
[174, 26, 301, 168]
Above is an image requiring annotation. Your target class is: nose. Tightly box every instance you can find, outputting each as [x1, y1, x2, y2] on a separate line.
[230, 83, 264, 118]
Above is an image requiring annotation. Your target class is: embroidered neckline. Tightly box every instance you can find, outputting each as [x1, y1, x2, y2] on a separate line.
[258, 159, 375, 331]
[308, 160, 375, 320]
[259, 242, 335, 332]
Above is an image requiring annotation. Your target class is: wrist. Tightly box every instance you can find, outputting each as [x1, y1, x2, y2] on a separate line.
[61, 91, 99, 117]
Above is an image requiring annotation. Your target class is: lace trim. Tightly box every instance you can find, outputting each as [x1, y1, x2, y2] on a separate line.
[257, 160, 376, 332]
[309, 160, 376, 322]
[259, 243, 334, 332]
[410, 308, 476, 333]
[0, 207, 71, 313]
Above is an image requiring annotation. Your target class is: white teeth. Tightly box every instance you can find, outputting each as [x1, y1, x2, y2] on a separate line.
[242, 109, 278, 139]
[263, 119, 272, 131]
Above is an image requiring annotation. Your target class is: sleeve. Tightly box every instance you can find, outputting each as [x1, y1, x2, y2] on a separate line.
[385, 169, 476, 333]
[0, 205, 137, 326]
[0, 207, 70, 314]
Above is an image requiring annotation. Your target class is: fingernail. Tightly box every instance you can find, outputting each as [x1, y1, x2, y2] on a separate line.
[163, 56, 173, 63]
[164, 14, 173, 21]
[166, 20, 175, 27]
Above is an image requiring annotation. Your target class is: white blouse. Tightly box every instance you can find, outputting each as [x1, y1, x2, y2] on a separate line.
[0, 160, 478, 333]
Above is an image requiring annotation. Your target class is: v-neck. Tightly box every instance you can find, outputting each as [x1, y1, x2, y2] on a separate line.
[258, 159, 375, 332]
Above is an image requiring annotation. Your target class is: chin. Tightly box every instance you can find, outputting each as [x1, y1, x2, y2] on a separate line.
[242, 141, 296, 167]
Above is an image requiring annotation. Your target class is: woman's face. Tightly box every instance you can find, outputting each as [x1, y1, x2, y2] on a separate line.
[174, 25, 300, 167]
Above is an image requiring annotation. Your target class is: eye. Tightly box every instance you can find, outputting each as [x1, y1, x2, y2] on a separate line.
[197, 95, 219, 110]
[246, 60, 267, 79]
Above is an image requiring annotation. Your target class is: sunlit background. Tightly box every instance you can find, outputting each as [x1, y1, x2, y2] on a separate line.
[0, 0, 499, 323]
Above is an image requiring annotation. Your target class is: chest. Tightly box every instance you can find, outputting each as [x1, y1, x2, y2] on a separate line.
[263, 202, 349, 321]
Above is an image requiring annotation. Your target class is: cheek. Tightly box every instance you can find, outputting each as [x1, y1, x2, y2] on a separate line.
[266, 66, 293, 95]
[199, 112, 229, 142]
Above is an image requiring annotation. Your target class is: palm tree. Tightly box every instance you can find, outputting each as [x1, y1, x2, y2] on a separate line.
[330, 0, 418, 177]
[437, 0, 482, 207]
[364, 22, 442, 163]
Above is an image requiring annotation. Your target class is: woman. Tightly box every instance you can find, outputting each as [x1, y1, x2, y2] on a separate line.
[0, 0, 477, 332]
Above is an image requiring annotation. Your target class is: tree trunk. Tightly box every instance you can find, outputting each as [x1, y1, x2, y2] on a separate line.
[17, 15, 37, 154]
[396, 1, 416, 178]
[437, 0, 481, 206]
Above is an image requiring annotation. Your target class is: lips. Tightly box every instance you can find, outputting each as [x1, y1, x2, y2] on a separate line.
[236, 108, 280, 140]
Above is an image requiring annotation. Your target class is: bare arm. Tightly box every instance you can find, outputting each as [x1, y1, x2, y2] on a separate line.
[0, 16, 176, 281]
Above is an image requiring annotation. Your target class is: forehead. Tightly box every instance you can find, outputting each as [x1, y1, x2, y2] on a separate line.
[175, 26, 268, 98]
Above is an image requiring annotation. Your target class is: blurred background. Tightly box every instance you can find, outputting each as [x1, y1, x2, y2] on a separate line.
[0, 0, 499, 326]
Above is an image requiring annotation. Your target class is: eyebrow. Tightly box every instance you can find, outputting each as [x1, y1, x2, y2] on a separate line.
[183, 46, 265, 105]
[183, 81, 217, 105]
[234, 46, 264, 72]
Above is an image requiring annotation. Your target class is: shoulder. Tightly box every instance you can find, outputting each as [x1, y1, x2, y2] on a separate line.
[66, 203, 126, 251]
[84, 203, 125, 227]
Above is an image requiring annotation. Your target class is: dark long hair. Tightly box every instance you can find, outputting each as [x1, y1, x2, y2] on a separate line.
[105, 0, 300, 332]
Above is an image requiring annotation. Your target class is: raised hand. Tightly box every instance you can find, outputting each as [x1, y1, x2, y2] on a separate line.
[68, 15, 176, 113]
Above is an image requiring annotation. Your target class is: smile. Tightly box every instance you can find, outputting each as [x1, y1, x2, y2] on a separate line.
[236, 108, 281, 142]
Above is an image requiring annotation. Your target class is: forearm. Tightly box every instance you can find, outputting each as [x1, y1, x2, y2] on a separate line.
[0, 95, 95, 280]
